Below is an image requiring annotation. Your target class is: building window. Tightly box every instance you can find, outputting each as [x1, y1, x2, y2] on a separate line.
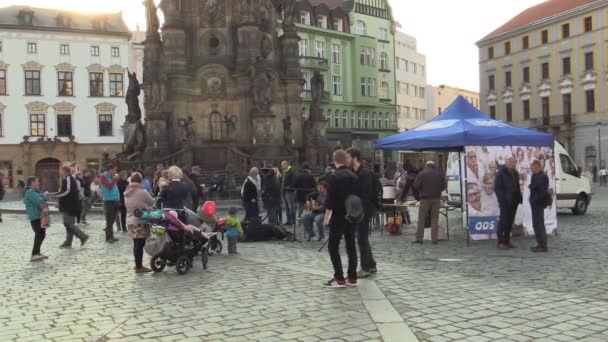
[342, 110, 347, 128]
[357, 112, 362, 128]
[562, 23, 570, 38]
[91, 45, 100, 56]
[379, 52, 388, 70]
[109, 73, 124, 97]
[488, 75, 495, 91]
[523, 67, 530, 83]
[562, 57, 571, 75]
[504, 41, 511, 55]
[506, 103, 512, 122]
[60, 44, 70, 55]
[584, 16, 593, 32]
[315, 41, 325, 59]
[412, 63, 417, 74]
[360, 77, 366, 96]
[302, 71, 310, 90]
[332, 75, 342, 96]
[355, 20, 367, 35]
[89, 73, 104, 97]
[371, 113, 376, 129]
[299, 11, 310, 25]
[404, 83, 410, 95]
[586, 90, 595, 113]
[489, 105, 496, 119]
[360, 47, 375, 66]
[562, 93, 571, 117]
[584, 52, 594, 71]
[542, 97, 550, 119]
[385, 112, 389, 128]
[58, 71, 73, 96]
[0, 69, 6, 95]
[364, 112, 369, 129]
[522, 36, 529, 49]
[419, 87, 425, 98]
[523, 100, 530, 120]
[317, 15, 327, 29]
[56, 114, 72, 137]
[333, 18, 343, 32]
[111, 47, 120, 57]
[299, 39, 307, 56]
[30, 114, 45, 137]
[334, 110, 339, 128]
[380, 82, 389, 99]
[488, 46, 494, 59]
[25, 71, 41, 95]
[541, 30, 548, 44]
[332, 44, 341, 64]
[541, 62, 549, 80]
[505, 71, 511, 88]
[350, 111, 355, 128]
[27, 42, 37, 53]
[378, 28, 388, 41]
[210, 112, 223, 140]
[98, 114, 113, 136]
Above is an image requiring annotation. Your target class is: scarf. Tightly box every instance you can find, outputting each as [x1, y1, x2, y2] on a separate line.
[241, 176, 260, 197]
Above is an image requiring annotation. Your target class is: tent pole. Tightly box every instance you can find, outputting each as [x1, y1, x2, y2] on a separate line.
[459, 149, 470, 247]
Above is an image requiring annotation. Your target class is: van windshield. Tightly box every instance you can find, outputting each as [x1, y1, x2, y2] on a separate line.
[559, 154, 578, 177]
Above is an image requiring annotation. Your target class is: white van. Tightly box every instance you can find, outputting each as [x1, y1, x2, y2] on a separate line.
[446, 142, 592, 215]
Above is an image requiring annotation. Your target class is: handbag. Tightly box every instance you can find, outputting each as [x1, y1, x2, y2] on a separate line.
[40, 203, 51, 229]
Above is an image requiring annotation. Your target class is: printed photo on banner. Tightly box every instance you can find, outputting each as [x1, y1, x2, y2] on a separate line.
[464, 146, 557, 240]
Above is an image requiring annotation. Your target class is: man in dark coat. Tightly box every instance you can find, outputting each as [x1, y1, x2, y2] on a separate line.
[494, 157, 522, 249]
[294, 163, 317, 219]
[529, 160, 549, 252]
[412, 161, 446, 244]
[55, 166, 88, 248]
[262, 169, 282, 225]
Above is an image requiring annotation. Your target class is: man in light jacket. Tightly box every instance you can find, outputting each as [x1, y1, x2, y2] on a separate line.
[56, 166, 89, 248]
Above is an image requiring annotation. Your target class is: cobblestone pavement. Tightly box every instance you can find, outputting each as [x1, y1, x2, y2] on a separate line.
[1, 187, 607, 341]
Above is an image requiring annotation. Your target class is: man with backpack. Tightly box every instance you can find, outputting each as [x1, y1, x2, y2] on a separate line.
[323, 150, 360, 288]
[346, 147, 378, 278]
[412, 161, 446, 244]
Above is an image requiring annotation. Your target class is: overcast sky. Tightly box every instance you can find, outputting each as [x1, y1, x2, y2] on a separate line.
[1, 0, 546, 92]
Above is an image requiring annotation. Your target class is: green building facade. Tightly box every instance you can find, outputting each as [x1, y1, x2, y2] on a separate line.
[293, 0, 397, 167]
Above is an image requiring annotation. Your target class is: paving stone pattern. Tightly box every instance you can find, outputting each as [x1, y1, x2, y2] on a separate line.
[1, 187, 608, 341]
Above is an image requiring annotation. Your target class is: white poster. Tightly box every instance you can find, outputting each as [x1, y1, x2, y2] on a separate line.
[464, 146, 557, 240]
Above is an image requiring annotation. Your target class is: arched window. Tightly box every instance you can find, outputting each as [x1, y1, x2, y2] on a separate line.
[385, 112, 390, 129]
[380, 82, 389, 99]
[351, 111, 355, 128]
[378, 113, 383, 129]
[210, 112, 223, 141]
[364, 112, 369, 129]
[371, 112, 376, 129]
[342, 110, 348, 128]
[357, 112, 363, 128]
[334, 110, 340, 128]
[302, 107, 309, 119]
[380, 52, 388, 70]
[355, 20, 367, 35]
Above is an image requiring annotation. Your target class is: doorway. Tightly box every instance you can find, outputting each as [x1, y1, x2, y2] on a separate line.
[36, 158, 61, 192]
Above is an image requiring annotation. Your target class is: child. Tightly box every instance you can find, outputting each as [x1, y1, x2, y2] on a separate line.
[225, 207, 243, 254]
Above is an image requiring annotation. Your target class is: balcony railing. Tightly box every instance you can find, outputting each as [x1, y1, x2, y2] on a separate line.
[299, 56, 329, 69]
[300, 90, 331, 102]
[526, 114, 574, 129]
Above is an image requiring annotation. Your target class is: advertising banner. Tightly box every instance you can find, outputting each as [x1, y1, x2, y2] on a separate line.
[463, 146, 557, 240]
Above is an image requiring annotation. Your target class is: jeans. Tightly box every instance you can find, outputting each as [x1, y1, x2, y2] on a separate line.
[133, 238, 146, 268]
[283, 191, 296, 225]
[302, 212, 325, 239]
[531, 205, 547, 248]
[63, 213, 88, 245]
[30, 219, 46, 255]
[117, 203, 127, 230]
[357, 216, 376, 271]
[498, 203, 518, 244]
[227, 235, 238, 254]
[104, 201, 120, 241]
[416, 199, 441, 241]
[81, 198, 92, 223]
[328, 217, 358, 281]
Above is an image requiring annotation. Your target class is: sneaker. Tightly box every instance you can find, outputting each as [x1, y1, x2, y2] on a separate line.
[59, 243, 72, 249]
[80, 236, 89, 246]
[369, 267, 378, 273]
[357, 269, 372, 278]
[323, 278, 345, 288]
[30, 255, 45, 262]
[346, 278, 358, 287]
[135, 267, 152, 273]
[39, 254, 49, 260]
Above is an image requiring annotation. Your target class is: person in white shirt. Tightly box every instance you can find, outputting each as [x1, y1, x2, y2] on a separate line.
[599, 167, 607, 186]
[480, 173, 500, 216]
[467, 182, 483, 217]
[466, 149, 485, 185]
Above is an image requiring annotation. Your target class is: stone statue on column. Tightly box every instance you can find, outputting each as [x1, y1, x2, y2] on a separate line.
[249, 57, 273, 112]
[309, 71, 324, 121]
[123, 71, 146, 157]
[281, 0, 298, 31]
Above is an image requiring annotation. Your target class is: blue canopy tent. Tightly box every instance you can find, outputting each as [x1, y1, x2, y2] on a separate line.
[374, 96, 554, 246]
[375, 96, 554, 151]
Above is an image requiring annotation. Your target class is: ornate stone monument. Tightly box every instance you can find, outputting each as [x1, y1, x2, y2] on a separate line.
[138, 0, 312, 170]
[304, 71, 329, 166]
[121, 71, 146, 159]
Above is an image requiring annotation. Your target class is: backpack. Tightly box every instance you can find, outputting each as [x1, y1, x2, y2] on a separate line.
[372, 176, 383, 209]
[345, 194, 364, 224]
[386, 223, 400, 235]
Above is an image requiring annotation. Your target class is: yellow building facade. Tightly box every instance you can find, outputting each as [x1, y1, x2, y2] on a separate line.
[477, 0, 607, 170]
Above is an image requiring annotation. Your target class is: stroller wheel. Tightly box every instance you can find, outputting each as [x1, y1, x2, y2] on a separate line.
[150, 256, 166, 273]
[176, 255, 191, 275]
[214, 240, 223, 254]
[201, 249, 208, 270]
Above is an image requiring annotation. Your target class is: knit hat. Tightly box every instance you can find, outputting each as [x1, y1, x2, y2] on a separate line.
[228, 207, 238, 216]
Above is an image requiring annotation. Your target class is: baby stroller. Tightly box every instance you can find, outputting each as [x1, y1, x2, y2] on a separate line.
[136, 208, 210, 274]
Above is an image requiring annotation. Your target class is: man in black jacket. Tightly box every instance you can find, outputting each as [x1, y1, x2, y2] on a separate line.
[494, 157, 522, 249]
[323, 150, 359, 288]
[412, 161, 447, 244]
[56, 166, 88, 248]
[346, 147, 377, 278]
[294, 163, 317, 221]
[281, 161, 296, 226]
[529, 160, 549, 252]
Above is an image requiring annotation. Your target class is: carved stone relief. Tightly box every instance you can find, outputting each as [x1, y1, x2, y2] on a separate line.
[55, 63, 75, 72]
[200, 0, 226, 28]
[25, 101, 49, 114]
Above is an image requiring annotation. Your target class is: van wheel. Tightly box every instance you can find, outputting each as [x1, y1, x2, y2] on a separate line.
[571, 195, 588, 215]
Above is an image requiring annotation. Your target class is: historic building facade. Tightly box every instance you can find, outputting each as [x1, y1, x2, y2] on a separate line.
[477, 0, 608, 170]
[0, 6, 131, 191]
[294, 0, 397, 164]
[426, 84, 479, 118]
[395, 29, 428, 131]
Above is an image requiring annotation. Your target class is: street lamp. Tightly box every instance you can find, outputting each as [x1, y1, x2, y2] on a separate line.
[599, 123, 603, 169]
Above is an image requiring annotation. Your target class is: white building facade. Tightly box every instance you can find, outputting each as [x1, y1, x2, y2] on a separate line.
[0, 6, 131, 191]
[394, 30, 428, 131]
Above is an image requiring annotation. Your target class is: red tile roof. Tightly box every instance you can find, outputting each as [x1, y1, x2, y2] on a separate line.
[480, 0, 602, 42]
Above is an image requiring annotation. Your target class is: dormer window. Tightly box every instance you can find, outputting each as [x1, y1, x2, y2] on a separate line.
[18, 10, 34, 25]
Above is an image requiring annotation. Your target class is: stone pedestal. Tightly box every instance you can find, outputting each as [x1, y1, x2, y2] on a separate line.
[144, 111, 170, 159]
[280, 30, 300, 79]
[304, 120, 329, 167]
[251, 113, 276, 145]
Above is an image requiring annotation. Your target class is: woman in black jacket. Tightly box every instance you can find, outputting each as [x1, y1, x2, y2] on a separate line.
[242, 168, 260, 219]
[262, 169, 282, 225]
